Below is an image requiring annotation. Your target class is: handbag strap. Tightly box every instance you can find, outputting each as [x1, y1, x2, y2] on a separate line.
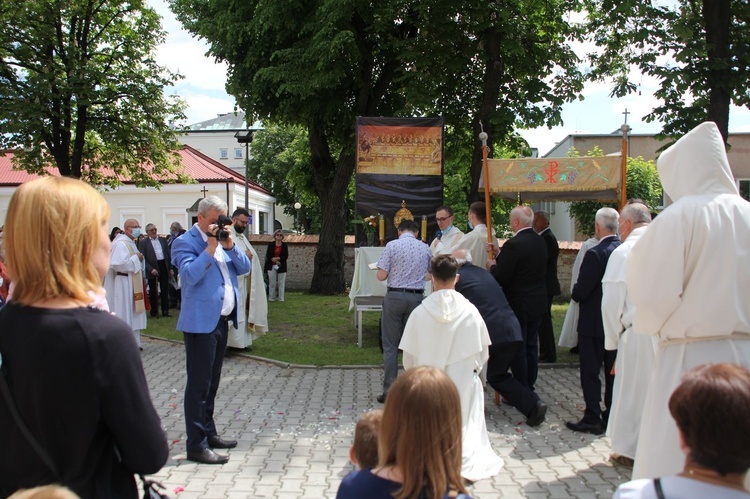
[653, 477, 666, 499]
[0, 365, 61, 480]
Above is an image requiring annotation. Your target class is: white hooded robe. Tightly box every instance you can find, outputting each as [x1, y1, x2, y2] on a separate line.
[601, 225, 657, 460]
[399, 289, 504, 482]
[625, 122, 750, 479]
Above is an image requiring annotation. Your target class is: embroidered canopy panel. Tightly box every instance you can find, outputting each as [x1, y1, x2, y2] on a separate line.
[479, 156, 622, 202]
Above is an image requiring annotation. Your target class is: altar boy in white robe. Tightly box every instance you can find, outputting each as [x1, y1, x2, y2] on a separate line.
[227, 208, 268, 349]
[601, 201, 656, 467]
[399, 254, 504, 482]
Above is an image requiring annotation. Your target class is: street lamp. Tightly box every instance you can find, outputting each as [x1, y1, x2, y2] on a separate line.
[293, 202, 302, 233]
[234, 127, 258, 211]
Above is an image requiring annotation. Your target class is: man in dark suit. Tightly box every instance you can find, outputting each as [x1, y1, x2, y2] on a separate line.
[534, 210, 561, 363]
[139, 223, 172, 318]
[454, 249, 547, 427]
[566, 207, 621, 435]
[167, 222, 187, 309]
[171, 196, 251, 464]
[486, 205, 547, 391]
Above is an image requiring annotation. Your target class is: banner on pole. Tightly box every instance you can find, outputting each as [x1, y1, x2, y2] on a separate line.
[355, 117, 444, 245]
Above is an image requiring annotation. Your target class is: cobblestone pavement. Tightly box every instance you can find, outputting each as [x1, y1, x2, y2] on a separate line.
[142, 337, 632, 498]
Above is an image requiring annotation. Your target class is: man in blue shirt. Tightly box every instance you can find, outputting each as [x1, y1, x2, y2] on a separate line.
[375, 219, 432, 403]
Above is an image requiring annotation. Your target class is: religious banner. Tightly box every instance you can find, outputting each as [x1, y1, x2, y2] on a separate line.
[355, 117, 444, 245]
[480, 156, 623, 202]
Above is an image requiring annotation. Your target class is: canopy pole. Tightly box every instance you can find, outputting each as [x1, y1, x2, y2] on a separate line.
[479, 126, 494, 261]
[619, 117, 631, 210]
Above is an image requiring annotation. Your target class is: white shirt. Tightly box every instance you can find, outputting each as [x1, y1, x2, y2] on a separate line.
[197, 224, 235, 316]
[149, 237, 165, 260]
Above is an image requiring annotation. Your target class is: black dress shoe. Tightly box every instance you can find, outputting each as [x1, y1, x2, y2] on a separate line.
[207, 435, 237, 449]
[376, 392, 387, 404]
[186, 448, 229, 465]
[566, 419, 605, 435]
[526, 401, 548, 427]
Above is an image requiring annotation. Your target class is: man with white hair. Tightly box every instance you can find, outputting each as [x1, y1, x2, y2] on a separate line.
[171, 196, 251, 464]
[566, 207, 620, 435]
[626, 122, 750, 479]
[602, 202, 656, 467]
[486, 205, 547, 392]
[453, 249, 547, 428]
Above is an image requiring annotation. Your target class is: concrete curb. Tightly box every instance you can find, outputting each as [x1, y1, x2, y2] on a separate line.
[143, 334, 579, 370]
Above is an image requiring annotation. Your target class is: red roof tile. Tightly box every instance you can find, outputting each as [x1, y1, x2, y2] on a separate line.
[0, 145, 271, 195]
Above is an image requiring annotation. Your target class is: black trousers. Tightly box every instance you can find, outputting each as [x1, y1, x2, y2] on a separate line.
[147, 259, 170, 316]
[183, 319, 229, 451]
[578, 334, 617, 423]
[538, 294, 557, 362]
[487, 341, 540, 417]
[511, 316, 541, 391]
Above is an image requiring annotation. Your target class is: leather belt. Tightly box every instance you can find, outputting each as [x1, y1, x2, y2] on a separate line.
[116, 272, 129, 277]
[387, 287, 424, 294]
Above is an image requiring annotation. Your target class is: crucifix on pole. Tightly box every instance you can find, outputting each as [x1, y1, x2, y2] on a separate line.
[200, 186, 209, 198]
[619, 109, 632, 210]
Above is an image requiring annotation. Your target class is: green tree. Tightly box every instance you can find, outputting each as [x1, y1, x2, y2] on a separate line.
[583, 0, 750, 143]
[171, 0, 424, 293]
[0, 0, 188, 187]
[247, 124, 356, 234]
[568, 148, 663, 236]
[169, 0, 586, 293]
[406, 0, 586, 204]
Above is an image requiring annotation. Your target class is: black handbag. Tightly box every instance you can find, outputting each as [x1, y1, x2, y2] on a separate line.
[0, 360, 168, 499]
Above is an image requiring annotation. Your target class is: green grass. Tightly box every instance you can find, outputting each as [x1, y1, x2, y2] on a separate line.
[145, 292, 576, 366]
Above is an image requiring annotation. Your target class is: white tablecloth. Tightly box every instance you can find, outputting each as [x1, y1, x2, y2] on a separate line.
[348, 247, 431, 311]
[348, 247, 387, 310]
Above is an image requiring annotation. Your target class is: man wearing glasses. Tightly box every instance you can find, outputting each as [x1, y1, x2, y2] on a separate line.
[104, 219, 147, 348]
[139, 223, 172, 319]
[429, 205, 464, 256]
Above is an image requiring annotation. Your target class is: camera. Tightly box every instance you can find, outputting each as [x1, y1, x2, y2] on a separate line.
[207, 214, 233, 241]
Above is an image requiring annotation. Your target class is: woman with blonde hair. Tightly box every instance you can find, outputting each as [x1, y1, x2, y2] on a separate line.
[0, 177, 167, 498]
[337, 366, 472, 499]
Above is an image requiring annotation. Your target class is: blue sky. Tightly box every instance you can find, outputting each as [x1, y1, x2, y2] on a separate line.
[151, 0, 750, 157]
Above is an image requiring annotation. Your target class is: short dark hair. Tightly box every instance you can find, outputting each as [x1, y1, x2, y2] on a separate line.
[436, 206, 454, 216]
[669, 363, 750, 475]
[430, 254, 458, 282]
[398, 219, 419, 233]
[469, 202, 486, 224]
[232, 207, 250, 218]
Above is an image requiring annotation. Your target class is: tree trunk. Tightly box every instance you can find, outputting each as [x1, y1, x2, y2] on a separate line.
[308, 126, 354, 294]
[467, 27, 503, 206]
[703, 0, 731, 143]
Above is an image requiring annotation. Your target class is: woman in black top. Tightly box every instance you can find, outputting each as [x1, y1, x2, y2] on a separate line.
[265, 229, 289, 301]
[0, 177, 168, 498]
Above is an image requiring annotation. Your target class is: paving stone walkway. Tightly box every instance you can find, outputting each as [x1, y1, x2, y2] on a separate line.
[141, 337, 632, 498]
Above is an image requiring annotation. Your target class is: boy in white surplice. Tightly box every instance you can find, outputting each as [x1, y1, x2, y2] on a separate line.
[399, 254, 503, 482]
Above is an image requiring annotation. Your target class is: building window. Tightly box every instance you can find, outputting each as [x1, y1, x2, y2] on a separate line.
[219, 148, 228, 159]
[259, 212, 267, 234]
[739, 179, 750, 202]
[235, 148, 243, 159]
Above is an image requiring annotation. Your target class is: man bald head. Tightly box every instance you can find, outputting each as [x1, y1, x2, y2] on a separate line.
[618, 203, 651, 242]
[510, 206, 533, 234]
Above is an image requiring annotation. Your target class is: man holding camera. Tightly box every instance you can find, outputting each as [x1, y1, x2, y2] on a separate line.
[171, 196, 251, 464]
